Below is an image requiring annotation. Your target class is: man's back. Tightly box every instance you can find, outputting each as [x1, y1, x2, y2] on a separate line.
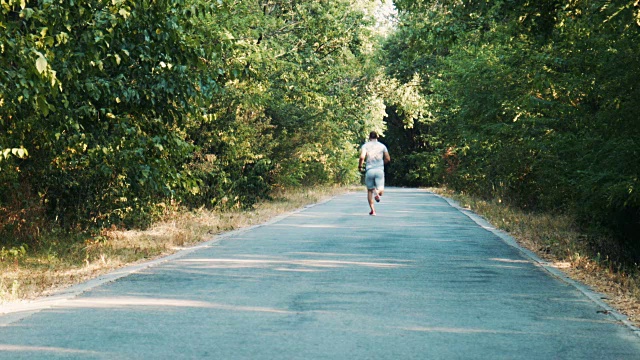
[362, 141, 388, 170]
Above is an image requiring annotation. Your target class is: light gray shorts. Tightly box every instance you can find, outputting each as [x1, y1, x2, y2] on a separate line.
[365, 168, 385, 190]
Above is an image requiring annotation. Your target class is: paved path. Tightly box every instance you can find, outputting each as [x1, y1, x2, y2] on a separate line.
[1, 189, 639, 359]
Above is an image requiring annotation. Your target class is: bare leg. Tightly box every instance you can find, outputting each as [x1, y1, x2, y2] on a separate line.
[367, 189, 376, 214]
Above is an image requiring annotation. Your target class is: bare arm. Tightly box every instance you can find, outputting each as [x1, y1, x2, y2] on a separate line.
[358, 150, 366, 170]
[384, 151, 390, 165]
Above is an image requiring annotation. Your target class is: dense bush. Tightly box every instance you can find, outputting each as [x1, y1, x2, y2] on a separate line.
[383, 0, 640, 260]
[0, 0, 384, 243]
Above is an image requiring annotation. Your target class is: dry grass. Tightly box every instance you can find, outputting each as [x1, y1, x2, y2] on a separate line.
[431, 187, 640, 326]
[0, 185, 354, 303]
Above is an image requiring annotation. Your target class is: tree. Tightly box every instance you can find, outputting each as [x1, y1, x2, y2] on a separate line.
[381, 0, 640, 259]
[0, 0, 387, 243]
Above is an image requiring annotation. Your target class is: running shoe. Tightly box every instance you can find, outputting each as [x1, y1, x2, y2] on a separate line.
[369, 210, 376, 216]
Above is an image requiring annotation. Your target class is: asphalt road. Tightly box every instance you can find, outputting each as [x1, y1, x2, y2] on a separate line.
[1, 188, 639, 359]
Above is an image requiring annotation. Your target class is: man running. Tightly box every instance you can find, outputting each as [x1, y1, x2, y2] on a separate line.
[358, 131, 390, 216]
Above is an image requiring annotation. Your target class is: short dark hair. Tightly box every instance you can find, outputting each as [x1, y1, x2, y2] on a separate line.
[369, 131, 378, 139]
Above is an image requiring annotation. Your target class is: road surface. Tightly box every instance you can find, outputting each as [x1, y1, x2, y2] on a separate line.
[1, 188, 639, 359]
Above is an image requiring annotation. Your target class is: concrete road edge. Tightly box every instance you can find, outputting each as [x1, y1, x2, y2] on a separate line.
[0, 195, 339, 326]
[430, 190, 640, 337]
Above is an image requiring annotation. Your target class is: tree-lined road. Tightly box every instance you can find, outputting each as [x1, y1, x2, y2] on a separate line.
[1, 189, 639, 359]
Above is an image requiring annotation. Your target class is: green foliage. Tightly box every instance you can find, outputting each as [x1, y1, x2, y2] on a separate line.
[1, 0, 384, 246]
[1, 0, 213, 229]
[383, 0, 640, 259]
[0, 244, 27, 263]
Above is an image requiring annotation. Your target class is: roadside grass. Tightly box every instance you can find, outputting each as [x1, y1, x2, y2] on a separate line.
[0, 185, 354, 303]
[431, 187, 640, 326]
